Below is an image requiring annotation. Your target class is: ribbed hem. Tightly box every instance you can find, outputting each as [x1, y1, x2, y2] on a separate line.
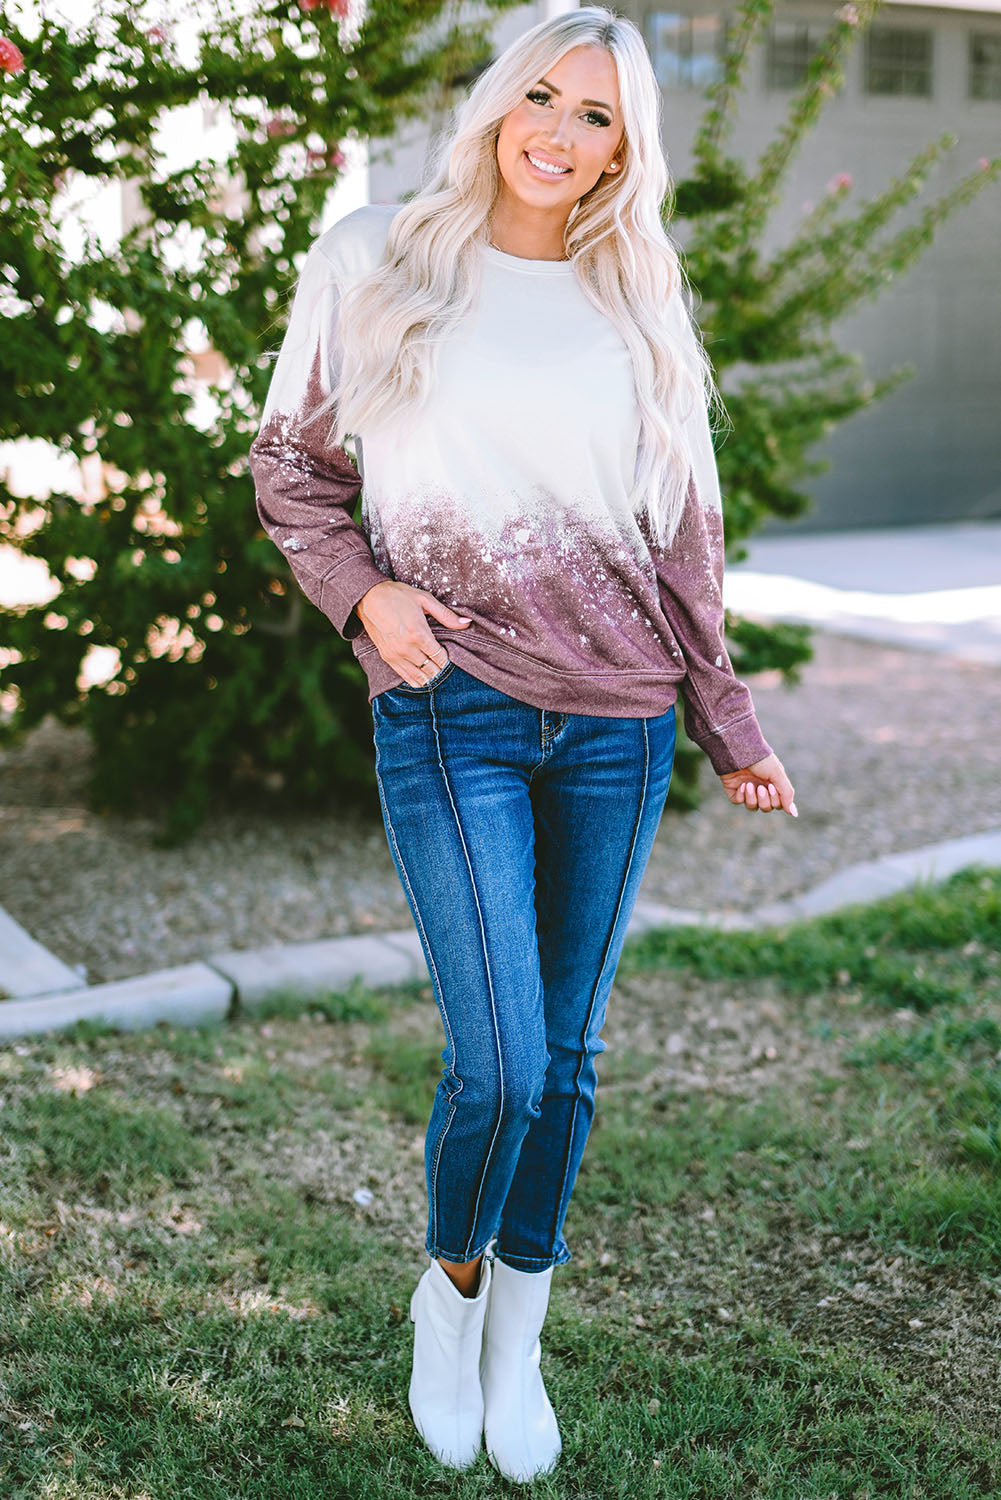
[358, 634, 684, 720]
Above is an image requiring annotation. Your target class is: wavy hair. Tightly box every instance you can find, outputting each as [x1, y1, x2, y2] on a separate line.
[311, 5, 723, 550]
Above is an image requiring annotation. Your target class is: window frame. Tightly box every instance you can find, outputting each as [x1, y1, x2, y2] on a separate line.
[644, 9, 728, 92]
[864, 24, 935, 100]
[969, 30, 1001, 102]
[765, 18, 827, 92]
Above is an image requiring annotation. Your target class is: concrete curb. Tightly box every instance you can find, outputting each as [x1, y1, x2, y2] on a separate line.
[628, 829, 1001, 932]
[0, 905, 83, 998]
[1, 828, 999, 1044]
[210, 931, 427, 1011]
[0, 963, 233, 1043]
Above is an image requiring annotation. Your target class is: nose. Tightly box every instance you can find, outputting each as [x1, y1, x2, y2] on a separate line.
[543, 110, 574, 152]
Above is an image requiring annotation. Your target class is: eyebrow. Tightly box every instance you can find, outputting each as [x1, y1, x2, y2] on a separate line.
[537, 76, 614, 113]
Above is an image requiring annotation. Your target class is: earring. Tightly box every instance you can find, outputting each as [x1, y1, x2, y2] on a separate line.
[608, 162, 620, 171]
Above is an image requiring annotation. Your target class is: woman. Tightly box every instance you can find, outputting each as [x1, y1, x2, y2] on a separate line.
[250, 5, 796, 1483]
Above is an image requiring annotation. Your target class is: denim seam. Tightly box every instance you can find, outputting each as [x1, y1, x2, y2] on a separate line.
[430, 1234, 497, 1266]
[547, 714, 651, 1252]
[429, 691, 507, 1262]
[425, 1102, 457, 1258]
[374, 764, 459, 1258]
[496, 1247, 572, 1272]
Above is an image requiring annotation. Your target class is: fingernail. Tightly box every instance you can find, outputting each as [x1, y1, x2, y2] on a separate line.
[790, 802, 799, 818]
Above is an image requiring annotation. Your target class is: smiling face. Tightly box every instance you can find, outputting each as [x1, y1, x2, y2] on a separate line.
[492, 45, 625, 249]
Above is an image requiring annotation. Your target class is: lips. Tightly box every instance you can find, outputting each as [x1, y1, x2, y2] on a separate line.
[523, 150, 572, 179]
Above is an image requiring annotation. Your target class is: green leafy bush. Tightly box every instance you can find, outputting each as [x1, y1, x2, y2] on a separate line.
[0, 0, 514, 842]
[1, 0, 997, 839]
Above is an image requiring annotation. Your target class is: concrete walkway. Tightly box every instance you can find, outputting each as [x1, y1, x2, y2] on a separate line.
[1, 828, 999, 1043]
[724, 520, 1001, 664]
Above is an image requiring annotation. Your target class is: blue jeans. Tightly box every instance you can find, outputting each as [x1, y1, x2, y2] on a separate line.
[371, 661, 676, 1272]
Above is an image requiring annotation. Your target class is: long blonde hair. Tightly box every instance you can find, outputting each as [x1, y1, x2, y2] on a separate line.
[313, 5, 722, 550]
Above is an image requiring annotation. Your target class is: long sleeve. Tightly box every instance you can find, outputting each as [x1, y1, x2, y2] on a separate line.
[648, 292, 773, 775]
[249, 236, 389, 639]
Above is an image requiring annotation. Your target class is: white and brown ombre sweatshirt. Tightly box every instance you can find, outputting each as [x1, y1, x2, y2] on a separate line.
[249, 203, 771, 774]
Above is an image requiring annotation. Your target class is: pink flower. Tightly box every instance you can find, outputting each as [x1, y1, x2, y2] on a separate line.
[148, 25, 167, 43]
[299, 0, 350, 13]
[0, 36, 25, 74]
[978, 157, 992, 170]
[838, 3, 859, 24]
[306, 142, 347, 171]
[827, 171, 853, 192]
[267, 116, 297, 138]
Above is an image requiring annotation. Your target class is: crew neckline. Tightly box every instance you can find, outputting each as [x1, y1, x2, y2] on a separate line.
[483, 242, 575, 276]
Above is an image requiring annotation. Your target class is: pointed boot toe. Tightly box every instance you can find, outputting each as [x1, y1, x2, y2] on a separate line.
[408, 1255, 492, 1468]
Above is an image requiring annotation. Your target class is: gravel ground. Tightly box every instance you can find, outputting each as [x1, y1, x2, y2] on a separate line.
[2, 629, 999, 987]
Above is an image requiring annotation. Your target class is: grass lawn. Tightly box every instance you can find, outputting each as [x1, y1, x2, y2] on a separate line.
[1, 867, 999, 1499]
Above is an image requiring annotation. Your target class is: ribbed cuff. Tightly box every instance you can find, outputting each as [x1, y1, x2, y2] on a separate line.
[695, 715, 773, 776]
[319, 553, 392, 640]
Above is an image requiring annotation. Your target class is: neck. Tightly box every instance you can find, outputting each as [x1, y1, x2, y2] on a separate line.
[487, 199, 571, 262]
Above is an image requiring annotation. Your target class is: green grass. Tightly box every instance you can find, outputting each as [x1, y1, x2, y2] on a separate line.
[620, 865, 1001, 1011]
[1, 867, 999, 1497]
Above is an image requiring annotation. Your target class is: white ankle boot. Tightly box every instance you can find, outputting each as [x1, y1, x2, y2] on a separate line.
[408, 1255, 492, 1468]
[480, 1257, 562, 1482]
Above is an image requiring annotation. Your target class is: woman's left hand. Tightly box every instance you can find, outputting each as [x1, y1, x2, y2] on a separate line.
[719, 752, 797, 818]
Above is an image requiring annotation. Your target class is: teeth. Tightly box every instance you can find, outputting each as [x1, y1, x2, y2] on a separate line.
[527, 152, 570, 176]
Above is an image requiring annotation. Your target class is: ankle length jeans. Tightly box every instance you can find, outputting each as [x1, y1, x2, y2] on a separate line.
[371, 661, 676, 1273]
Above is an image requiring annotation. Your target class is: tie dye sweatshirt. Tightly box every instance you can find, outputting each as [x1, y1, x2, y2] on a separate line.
[249, 203, 772, 774]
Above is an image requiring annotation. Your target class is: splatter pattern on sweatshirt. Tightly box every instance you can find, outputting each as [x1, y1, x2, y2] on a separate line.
[249, 204, 771, 773]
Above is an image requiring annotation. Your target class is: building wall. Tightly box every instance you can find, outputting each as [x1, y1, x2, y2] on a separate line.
[634, 0, 1001, 531]
[368, 0, 1001, 531]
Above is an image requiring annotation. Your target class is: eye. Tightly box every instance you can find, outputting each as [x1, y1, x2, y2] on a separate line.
[525, 89, 612, 128]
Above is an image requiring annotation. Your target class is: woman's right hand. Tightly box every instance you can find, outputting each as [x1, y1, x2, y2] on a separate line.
[354, 579, 472, 688]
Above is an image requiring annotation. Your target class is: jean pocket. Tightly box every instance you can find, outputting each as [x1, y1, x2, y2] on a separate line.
[386, 658, 457, 696]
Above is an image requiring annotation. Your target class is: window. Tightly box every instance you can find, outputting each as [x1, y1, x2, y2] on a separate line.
[865, 27, 933, 97]
[646, 12, 726, 91]
[970, 33, 1001, 101]
[766, 21, 826, 90]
